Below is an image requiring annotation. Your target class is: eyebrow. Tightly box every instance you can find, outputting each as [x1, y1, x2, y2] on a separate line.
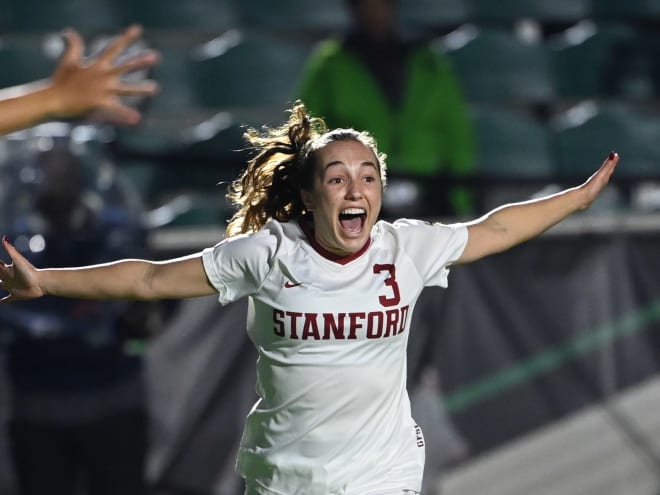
[323, 160, 378, 171]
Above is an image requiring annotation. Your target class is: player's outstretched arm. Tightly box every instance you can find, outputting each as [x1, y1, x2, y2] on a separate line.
[458, 151, 619, 264]
[0, 237, 216, 303]
[0, 24, 159, 135]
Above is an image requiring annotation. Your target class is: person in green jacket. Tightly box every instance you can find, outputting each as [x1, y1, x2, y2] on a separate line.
[297, 0, 476, 217]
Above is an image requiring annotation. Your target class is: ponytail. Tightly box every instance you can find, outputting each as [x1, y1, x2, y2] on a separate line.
[226, 102, 325, 236]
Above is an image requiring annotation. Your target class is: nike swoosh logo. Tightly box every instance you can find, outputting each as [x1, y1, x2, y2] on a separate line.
[284, 281, 302, 288]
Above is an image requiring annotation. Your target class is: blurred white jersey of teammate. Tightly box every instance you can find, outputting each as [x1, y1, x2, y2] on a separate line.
[202, 218, 468, 495]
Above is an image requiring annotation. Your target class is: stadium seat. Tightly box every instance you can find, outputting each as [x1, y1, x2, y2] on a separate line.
[471, 106, 555, 208]
[399, 0, 473, 34]
[117, 0, 237, 32]
[6, 0, 124, 34]
[551, 102, 660, 179]
[118, 160, 231, 228]
[112, 38, 200, 156]
[176, 110, 252, 170]
[117, 160, 161, 203]
[547, 22, 650, 101]
[591, 0, 660, 21]
[0, 35, 56, 88]
[438, 27, 557, 104]
[473, 107, 554, 178]
[626, 30, 660, 100]
[144, 39, 199, 116]
[189, 30, 313, 110]
[0, 8, 12, 31]
[231, 0, 350, 36]
[469, 0, 591, 25]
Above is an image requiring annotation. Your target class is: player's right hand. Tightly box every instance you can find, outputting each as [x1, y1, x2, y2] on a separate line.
[0, 236, 44, 303]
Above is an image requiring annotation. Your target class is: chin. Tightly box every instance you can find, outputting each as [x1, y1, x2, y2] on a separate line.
[341, 236, 367, 252]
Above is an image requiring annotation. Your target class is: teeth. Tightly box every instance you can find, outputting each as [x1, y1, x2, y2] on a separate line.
[341, 208, 365, 215]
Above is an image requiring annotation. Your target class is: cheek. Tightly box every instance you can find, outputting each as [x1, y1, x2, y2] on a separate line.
[369, 187, 384, 205]
[316, 186, 339, 204]
[317, 195, 338, 217]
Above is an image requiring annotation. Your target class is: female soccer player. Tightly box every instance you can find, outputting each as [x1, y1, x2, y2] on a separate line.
[0, 102, 618, 494]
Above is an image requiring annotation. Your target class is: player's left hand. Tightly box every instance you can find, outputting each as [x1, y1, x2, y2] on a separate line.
[576, 151, 619, 210]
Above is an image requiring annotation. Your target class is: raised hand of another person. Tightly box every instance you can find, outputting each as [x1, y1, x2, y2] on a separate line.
[49, 24, 160, 125]
[0, 24, 160, 134]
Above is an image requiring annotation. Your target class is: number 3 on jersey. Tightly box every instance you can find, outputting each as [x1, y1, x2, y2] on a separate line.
[373, 264, 401, 307]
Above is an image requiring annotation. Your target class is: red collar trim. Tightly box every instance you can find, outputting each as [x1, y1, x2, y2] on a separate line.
[299, 219, 370, 265]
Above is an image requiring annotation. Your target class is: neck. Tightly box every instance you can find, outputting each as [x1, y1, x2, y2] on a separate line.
[299, 219, 371, 265]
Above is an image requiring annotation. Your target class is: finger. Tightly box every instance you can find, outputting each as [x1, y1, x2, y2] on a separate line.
[95, 105, 143, 125]
[2, 235, 15, 259]
[1, 237, 19, 273]
[593, 150, 618, 174]
[0, 238, 13, 277]
[111, 50, 160, 74]
[60, 28, 85, 65]
[109, 80, 159, 96]
[609, 150, 619, 165]
[602, 150, 619, 175]
[588, 151, 618, 187]
[99, 25, 144, 64]
[603, 150, 618, 165]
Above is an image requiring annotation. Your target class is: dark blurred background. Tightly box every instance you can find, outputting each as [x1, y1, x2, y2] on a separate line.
[1, 1, 660, 495]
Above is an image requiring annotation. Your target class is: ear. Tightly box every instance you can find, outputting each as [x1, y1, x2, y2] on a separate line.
[300, 190, 314, 211]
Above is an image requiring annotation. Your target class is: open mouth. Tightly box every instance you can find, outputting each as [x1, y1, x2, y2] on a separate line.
[339, 208, 366, 234]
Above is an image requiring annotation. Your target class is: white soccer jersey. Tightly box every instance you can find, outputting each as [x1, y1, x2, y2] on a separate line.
[202, 218, 468, 495]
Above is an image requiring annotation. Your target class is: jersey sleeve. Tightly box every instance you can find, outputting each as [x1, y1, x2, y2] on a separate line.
[392, 219, 468, 288]
[201, 228, 278, 305]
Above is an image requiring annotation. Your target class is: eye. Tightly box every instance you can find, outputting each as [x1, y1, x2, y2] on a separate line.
[328, 176, 344, 184]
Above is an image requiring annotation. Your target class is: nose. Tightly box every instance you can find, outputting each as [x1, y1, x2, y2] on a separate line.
[345, 180, 363, 200]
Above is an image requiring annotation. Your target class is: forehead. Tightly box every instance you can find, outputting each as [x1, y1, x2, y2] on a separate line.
[315, 139, 378, 169]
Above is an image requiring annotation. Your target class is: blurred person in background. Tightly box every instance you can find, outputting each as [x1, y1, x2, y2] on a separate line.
[0, 135, 150, 495]
[0, 24, 159, 495]
[297, 0, 476, 218]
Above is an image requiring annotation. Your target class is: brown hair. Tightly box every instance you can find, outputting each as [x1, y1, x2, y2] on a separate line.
[226, 101, 386, 237]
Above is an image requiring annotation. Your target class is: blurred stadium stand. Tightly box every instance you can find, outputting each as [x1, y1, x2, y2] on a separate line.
[231, 0, 350, 37]
[470, 0, 592, 30]
[0, 33, 57, 88]
[547, 21, 657, 102]
[118, 0, 238, 33]
[188, 30, 313, 112]
[2, 0, 659, 226]
[5, 0, 125, 35]
[398, 0, 473, 35]
[551, 101, 660, 179]
[591, 0, 660, 24]
[438, 25, 558, 105]
[469, 106, 555, 210]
